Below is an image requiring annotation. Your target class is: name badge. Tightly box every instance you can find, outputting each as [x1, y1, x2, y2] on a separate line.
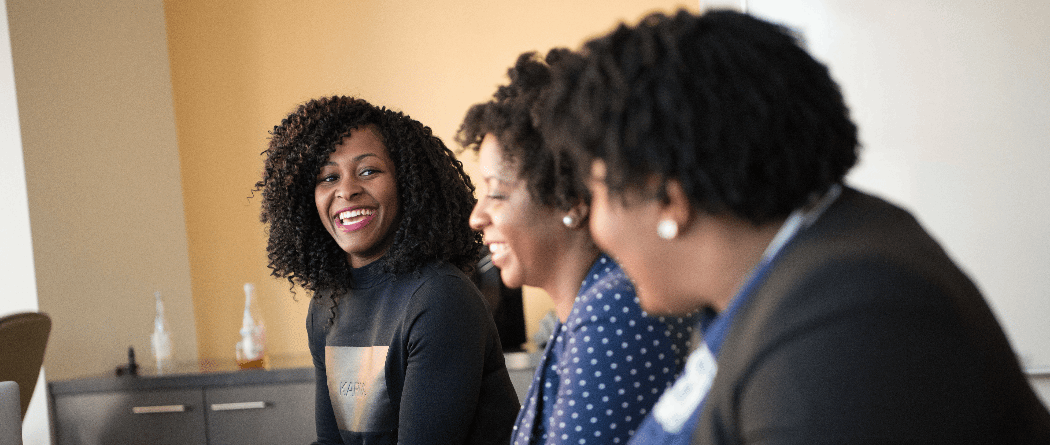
[651, 344, 717, 433]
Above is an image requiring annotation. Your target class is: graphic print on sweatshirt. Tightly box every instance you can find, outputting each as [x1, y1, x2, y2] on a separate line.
[326, 345, 395, 433]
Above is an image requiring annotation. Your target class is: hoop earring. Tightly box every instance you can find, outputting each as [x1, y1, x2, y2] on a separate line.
[562, 215, 575, 228]
[657, 219, 678, 240]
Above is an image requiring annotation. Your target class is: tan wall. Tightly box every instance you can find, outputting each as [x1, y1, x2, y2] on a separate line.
[9, 1, 698, 382]
[165, 1, 698, 361]
[8, 0, 198, 381]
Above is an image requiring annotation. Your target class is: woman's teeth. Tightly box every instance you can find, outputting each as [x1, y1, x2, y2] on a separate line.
[339, 209, 374, 224]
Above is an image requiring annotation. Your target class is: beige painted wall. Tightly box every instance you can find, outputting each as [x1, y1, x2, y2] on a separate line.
[164, 0, 698, 362]
[7, 0, 695, 382]
[0, 0, 51, 439]
[8, 0, 198, 381]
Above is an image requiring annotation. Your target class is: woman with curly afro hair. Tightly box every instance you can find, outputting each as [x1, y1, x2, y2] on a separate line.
[257, 96, 519, 445]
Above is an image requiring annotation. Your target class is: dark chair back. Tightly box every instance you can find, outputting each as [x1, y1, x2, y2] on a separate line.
[0, 312, 52, 420]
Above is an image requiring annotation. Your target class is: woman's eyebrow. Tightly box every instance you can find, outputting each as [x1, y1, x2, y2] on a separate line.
[353, 153, 378, 162]
[321, 152, 379, 167]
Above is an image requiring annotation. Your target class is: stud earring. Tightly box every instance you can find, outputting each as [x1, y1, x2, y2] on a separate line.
[562, 215, 575, 228]
[657, 219, 678, 240]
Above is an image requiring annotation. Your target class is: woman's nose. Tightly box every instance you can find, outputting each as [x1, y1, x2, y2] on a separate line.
[335, 177, 362, 200]
[468, 201, 488, 230]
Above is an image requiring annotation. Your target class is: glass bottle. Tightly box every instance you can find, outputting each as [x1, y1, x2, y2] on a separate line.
[151, 291, 173, 374]
[236, 283, 266, 369]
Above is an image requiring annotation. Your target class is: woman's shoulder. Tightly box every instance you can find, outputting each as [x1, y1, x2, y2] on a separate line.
[576, 255, 635, 306]
[570, 255, 696, 336]
[306, 292, 338, 341]
[398, 262, 494, 339]
[401, 261, 485, 308]
[401, 260, 476, 290]
[306, 290, 336, 314]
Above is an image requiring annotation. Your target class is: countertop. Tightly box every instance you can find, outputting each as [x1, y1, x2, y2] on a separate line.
[50, 351, 542, 396]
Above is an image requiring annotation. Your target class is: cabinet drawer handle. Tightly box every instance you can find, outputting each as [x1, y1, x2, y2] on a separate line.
[132, 404, 188, 414]
[210, 401, 268, 411]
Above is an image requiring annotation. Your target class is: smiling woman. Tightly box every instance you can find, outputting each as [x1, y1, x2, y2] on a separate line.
[313, 126, 400, 268]
[458, 51, 695, 445]
[537, 10, 1050, 443]
[255, 95, 519, 444]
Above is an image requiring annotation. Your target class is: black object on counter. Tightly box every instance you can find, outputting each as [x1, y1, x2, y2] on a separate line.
[115, 346, 139, 377]
[473, 254, 527, 352]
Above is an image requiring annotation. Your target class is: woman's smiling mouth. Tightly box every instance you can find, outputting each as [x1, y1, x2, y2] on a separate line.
[337, 208, 376, 232]
[487, 242, 509, 265]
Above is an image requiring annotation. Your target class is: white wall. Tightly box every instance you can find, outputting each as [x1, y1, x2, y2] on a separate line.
[0, 0, 49, 442]
[745, 0, 1050, 406]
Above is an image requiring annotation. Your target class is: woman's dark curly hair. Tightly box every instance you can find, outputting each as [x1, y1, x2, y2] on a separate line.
[538, 9, 860, 225]
[256, 96, 482, 297]
[456, 49, 589, 211]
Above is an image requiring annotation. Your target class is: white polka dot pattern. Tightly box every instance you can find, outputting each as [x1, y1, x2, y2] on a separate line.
[511, 255, 695, 445]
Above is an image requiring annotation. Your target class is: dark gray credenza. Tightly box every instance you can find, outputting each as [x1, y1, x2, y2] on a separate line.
[48, 352, 540, 444]
[49, 367, 314, 445]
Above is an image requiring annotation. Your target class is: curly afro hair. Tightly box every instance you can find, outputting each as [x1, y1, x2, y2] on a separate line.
[257, 95, 482, 297]
[538, 9, 860, 225]
[456, 49, 589, 212]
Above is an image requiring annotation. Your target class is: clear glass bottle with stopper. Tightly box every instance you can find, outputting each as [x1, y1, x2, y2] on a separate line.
[151, 291, 173, 375]
[236, 283, 266, 369]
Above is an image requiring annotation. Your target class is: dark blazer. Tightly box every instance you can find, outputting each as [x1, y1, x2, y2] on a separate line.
[693, 188, 1050, 444]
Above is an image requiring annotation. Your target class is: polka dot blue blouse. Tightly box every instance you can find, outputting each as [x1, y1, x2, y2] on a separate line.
[511, 254, 695, 445]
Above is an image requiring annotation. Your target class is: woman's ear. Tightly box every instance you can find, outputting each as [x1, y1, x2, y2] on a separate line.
[657, 179, 693, 239]
[562, 202, 590, 229]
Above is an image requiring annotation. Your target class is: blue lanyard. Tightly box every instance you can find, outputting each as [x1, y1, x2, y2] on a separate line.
[700, 184, 841, 357]
[700, 260, 774, 357]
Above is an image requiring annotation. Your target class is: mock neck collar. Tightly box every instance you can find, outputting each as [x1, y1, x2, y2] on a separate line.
[348, 258, 392, 289]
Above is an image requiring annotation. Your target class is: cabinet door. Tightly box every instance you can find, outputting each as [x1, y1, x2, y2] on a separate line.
[53, 388, 206, 445]
[204, 382, 314, 444]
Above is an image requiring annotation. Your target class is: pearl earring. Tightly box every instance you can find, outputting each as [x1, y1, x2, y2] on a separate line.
[657, 219, 678, 240]
[562, 215, 575, 228]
